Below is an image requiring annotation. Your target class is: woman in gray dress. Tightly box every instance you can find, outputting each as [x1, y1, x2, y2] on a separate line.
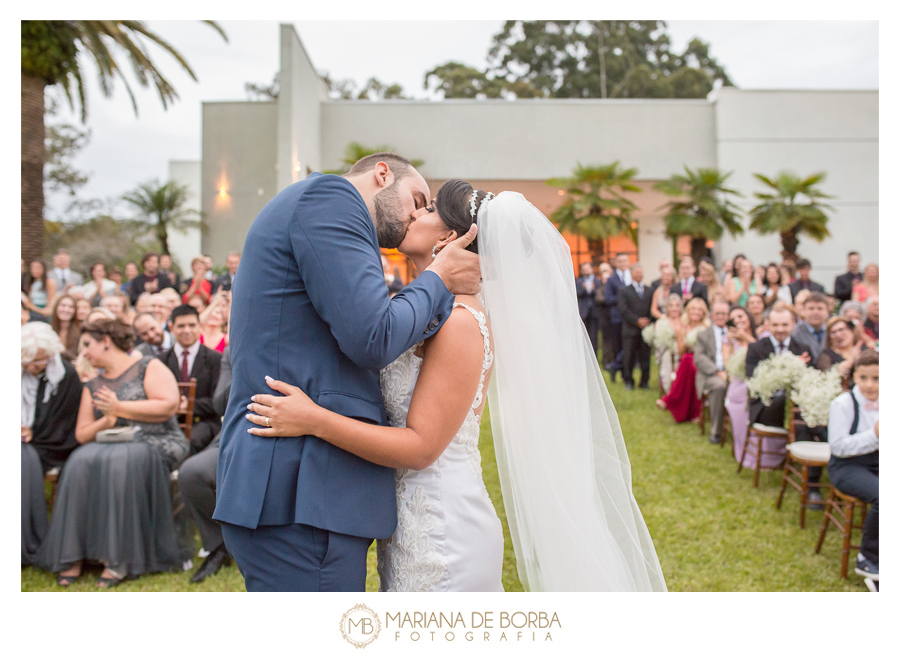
[38, 317, 188, 588]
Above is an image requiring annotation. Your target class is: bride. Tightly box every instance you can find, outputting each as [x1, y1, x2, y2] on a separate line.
[245, 180, 666, 592]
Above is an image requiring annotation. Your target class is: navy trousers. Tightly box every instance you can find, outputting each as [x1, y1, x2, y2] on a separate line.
[222, 522, 372, 592]
[828, 452, 879, 563]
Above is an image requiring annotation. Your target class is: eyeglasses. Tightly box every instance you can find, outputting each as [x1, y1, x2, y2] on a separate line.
[23, 358, 48, 368]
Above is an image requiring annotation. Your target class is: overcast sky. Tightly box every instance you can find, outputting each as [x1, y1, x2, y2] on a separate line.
[46, 20, 879, 217]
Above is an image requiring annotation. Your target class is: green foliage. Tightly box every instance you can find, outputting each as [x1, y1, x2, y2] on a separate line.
[44, 96, 92, 214]
[323, 142, 425, 176]
[44, 214, 160, 274]
[423, 61, 544, 99]
[356, 77, 408, 100]
[121, 180, 201, 255]
[748, 172, 834, 259]
[244, 72, 279, 101]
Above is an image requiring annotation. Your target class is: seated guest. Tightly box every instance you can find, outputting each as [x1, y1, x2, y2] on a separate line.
[74, 297, 92, 324]
[650, 266, 676, 320]
[162, 305, 222, 453]
[21, 323, 82, 565]
[215, 252, 241, 293]
[128, 252, 173, 305]
[178, 346, 232, 583]
[746, 293, 766, 330]
[48, 294, 81, 361]
[160, 286, 182, 315]
[134, 291, 152, 315]
[200, 291, 229, 354]
[693, 301, 732, 444]
[656, 297, 710, 421]
[159, 253, 182, 294]
[183, 256, 213, 305]
[839, 300, 876, 350]
[788, 258, 825, 298]
[24, 258, 57, 319]
[780, 259, 796, 286]
[38, 318, 189, 587]
[653, 295, 683, 395]
[698, 259, 723, 305]
[133, 312, 171, 357]
[721, 306, 757, 465]
[864, 296, 879, 341]
[791, 291, 830, 362]
[122, 261, 139, 295]
[719, 258, 734, 286]
[834, 251, 862, 304]
[725, 258, 761, 307]
[851, 263, 878, 303]
[672, 256, 709, 307]
[617, 263, 653, 390]
[82, 262, 117, 306]
[761, 262, 793, 307]
[793, 289, 811, 320]
[827, 350, 879, 583]
[149, 292, 172, 331]
[817, 317, 865, 390]
[100, 293, 126, 320]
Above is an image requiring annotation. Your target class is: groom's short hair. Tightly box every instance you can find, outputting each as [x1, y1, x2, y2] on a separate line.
[347, 152, 414, 181]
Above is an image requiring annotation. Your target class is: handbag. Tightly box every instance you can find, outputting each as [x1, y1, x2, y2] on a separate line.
[96, 425, 138, 443]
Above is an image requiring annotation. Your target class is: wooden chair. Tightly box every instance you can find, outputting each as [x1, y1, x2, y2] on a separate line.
[815, 488, 869, 579]
[720, 414, 732, 452]
[698, 392, 708, 435]
[44, 466, 61, 509]
[776, 440, 831, 528]
[737, 423, 788, 487]
[176, 379, 197, 444]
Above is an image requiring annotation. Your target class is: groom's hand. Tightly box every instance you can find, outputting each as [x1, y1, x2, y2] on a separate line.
[427, 225, 481, 295]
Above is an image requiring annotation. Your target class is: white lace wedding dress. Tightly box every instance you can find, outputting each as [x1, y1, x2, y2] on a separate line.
[376, 303, 505, 592]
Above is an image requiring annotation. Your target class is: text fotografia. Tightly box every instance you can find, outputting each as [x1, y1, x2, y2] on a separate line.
[386, 611, 561, 642]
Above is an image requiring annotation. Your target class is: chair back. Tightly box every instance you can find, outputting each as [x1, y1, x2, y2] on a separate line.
[177, 379, 197, 441]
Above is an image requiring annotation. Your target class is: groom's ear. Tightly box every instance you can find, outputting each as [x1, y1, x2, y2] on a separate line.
[372, 161, 392, 189]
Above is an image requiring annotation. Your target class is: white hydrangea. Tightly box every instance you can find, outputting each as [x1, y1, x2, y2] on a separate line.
[746, 352, 808, 406]
[725, 347, 748, 381]
[791, 366, 844, 428]
[684, 326, 702, 351]
[654, 318, 678, 352]
[641, 322, 655, 346]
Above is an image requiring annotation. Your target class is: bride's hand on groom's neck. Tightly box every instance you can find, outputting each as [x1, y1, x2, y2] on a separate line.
[427, 225, 481, 295]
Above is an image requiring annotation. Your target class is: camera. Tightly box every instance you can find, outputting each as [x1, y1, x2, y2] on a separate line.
[725, 318, 736, 329]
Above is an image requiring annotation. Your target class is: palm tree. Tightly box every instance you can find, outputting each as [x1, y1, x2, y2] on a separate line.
[21, 20, 227, 261]
[324, 142, 425, 175]
[748, 172, 834, 261]
[654, 166, 744, 263]
[547, 162, 641, 264]
[122, 180, 201, 256]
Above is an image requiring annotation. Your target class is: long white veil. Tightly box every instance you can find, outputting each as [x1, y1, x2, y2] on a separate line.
[479, 192, 667, 592]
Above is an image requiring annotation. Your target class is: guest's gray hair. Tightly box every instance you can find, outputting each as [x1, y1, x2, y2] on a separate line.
[666, 294, 684, 311]
[22, 322, 64, 362]
[865, 295, 879, 309]
[839, 300, 867, 323]
[630, 262, 643, 272]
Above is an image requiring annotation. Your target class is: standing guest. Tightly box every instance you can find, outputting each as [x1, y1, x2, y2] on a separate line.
[128, 252, 173, 305]
[721, 306, 757, 465]
[38, 317, 188, 587]
[693, 301, 732, 444]
[817, 317, 865, 390]
[122, 261, 139, 295]
[149, 292, 172, 329]
[788, 258, 825, 298]
[864, 296, 879, 341]
[100, 293, 126, 321]
[82, 262, 117, 306]
[203, 255, 215, 281]
[650, 266, 676, 320]
[672, 256, 709, 306]
[24, 258, 57, 318]
[576, 262, 601, 356]
[597, 262, 616, 368]
[780, 259, 796, 285]
[158, 253, 181, 293]
[746, 294, 766, 329]
[160, 287, 182, 316]
[792, 290, 810, 320]
[649, 258, 672, 292]
[851, 263, 879, 303]
[381, 255, 404, 297]
[215, 251, 241, 293]
[161, 305, 223, 454]
[134, 312, 171, 357]
[187, 294, 207, 313]
[834, 251, 863, 304]
[183, 256, 213, 305]
[603, 253, 632, 381]
[791, 291, 831, 362]
[698, 260, 723, 305]
[654, 295, 683, 394]
[827, 350, 879, 583]
[761, 263, 793, 307]
[74, 298, 92, 323]
[656, 298, 710, 421]
[21, 323, 83, 565]
[719, 258, 734, 286]
[48, 249, 84, 293]
[48, 294, 82, 361]
[725, 258, 761, 307]
[754, 264, 767, 285]
[617, 263, 653, 390]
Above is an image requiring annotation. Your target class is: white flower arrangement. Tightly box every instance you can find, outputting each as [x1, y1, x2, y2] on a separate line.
[725, 347, 747, 382]
[746, 351, 809, 406]
[641, 322, 655, 346]
[654, 318, 678, 352]
[790, 366, 844, 428]
[683, 326, 702, 351]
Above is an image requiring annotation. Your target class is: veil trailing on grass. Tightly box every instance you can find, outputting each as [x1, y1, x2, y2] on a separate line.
[479, 192, 667, 592]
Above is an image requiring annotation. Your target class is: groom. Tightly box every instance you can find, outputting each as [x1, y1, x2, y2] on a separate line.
[213, 153, 480, 592]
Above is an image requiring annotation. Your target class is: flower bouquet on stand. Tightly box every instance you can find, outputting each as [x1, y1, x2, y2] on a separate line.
[746, 351, 809, 406]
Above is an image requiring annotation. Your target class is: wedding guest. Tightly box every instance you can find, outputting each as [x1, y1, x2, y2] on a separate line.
[654, 295, 683, 395]
[839, 301, 876, 350]
[725, 258, 761, 307]
[834, 251, 863, 304]
[199, 292, 229, 353]
[576, 262, 601, 356]
[215, 251, 241, 293]
[128, 252, 173, 305]
[122, 261, 139, 295]
[158, 253, 181, 293]
[656, 297, 710, 422]
[732, 254, 747, 280]
[108, 266, 123, 291]
[597, 262, 616, 368]
[693, 300, 732, 444]
[719, 258, 734, 286]
[851, 263, 879, 303]
[48, 249, 83, 293]
[754, 264, 767, 285]
[82, 262, 117, 306]
[22, 298, 34, 325]
[187, 294, 207, 313]
[617, 263, 653, 390]
[761, 262, 793, 307]
[21, 323, 83, 565]
[649, 258, 672, 292]
[827, 350, 879, 582]
[698, 260, 723, 305]
[203, 255, 215, 281]
[37, 317, 188, 587]
[603, 253, 632, 381]
[746, 294, 766, 331]
[672, 256, 708, 306]
[650, 266, 676, 320]
[183, 256, 213, 305]
[721, 306, 758, 466]
[864, 296, 879, 341]
[757, 308, 772, 340]
[791, 292, 830, 362]
[24, 258, 57, 318]
[48, 294, 81, 361]
[817, 316, 866, 390]
[788, 258, 825, 298]
[100, 293, 126, 321]
[161, 287, 182, 315]
[793, 289, 811, 320]
[133, 312, 171, 357]
[780, 259, 796, 286]
[134, 291, 152, 315]
[149, 292, 171, 329]
[161, 305, 222, 454]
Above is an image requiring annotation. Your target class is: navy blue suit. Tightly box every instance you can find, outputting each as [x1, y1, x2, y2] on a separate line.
[604, 271, 629, 373]
[214, 173, 454, 591]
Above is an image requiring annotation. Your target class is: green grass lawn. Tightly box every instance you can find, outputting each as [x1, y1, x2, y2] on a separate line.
[21, 357, 865, 592]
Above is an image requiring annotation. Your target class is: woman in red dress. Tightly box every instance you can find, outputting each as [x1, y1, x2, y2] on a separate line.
[199, 290, 229, 353]
[656, 297, 710, 422]
[182, 256, 212, 305]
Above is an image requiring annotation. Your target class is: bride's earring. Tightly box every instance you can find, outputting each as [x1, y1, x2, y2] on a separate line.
[432, 245, 440, 258]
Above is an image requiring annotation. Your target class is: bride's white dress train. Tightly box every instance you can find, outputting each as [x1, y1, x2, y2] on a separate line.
[376, 303, 504, 592]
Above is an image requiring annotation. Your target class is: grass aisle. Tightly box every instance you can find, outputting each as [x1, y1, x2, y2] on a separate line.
[22, 358, 864, 592]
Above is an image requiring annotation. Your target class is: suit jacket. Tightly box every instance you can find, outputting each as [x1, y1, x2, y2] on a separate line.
[745, 336, 813, 425]
[48, 269, 83, 291]
[128, 272, 174, 304]
[28, 359, 82, 471]
[162, 343, 222, 428]
[791, 322, 827, 363]
[605, 271, 629, 324]
[214, 272, 235, 292]
[575, 275, 600, 321]
[213, 346, 231, 418]
[617, 283, 653, 337]
[671, 278, 709, 306]
[833, 271, 862, 303]
[213, 173, 454, 537]
[694, 326, 723, 396]
[788, 278, 825, 299]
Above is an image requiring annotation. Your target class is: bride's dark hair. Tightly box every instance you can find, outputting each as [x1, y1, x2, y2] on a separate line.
[434, 179, 491, 255]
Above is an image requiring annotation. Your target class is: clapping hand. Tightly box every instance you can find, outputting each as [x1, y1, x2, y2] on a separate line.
[21, 425, 32, 443]
[93, 386, 121, 417]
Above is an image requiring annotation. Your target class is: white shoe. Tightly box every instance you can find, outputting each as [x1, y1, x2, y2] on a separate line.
[864, 577, 879, 592]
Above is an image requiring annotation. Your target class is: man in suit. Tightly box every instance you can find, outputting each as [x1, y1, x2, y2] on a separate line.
[672, 256, 708, 307]
[833, 251, 862, 304]
[162, 305, 222, 454]
[213, 152, 480, 592]
[215, 251, 241, 292]
[788, 258, 826, 299]
[791, 292, 830, 362]
[128, 252, 174, 305]
[133, 312, 172, 357]
[576, 262, 601, 356]
[603, 253, 632, 381]
[178, 346, 232, 583]
[48, 249, 84, 293]
[617, 263, 653, 390]
[694, 301, 731, 444]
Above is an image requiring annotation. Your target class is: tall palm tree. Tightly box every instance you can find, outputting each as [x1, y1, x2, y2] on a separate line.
[21, 20, 227, 261]
[122, 180, 201, 256]
[547, 162, 641, 264]
[748, 172, 834, 261]
[654, 166, 744, 263]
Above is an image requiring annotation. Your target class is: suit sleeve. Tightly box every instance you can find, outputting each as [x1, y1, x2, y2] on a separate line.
[192, 350, 222, 421]
[213, 348, 231, 417]
[833, 275, 852, 301]
[745, 343, 762, 380]
[693, 332, 718, 377]
[290, 178, 455, 371]
[618, 289, 638, 325]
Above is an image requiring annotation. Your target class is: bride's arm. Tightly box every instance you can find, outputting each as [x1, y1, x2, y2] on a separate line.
[246, 308, 485, 470]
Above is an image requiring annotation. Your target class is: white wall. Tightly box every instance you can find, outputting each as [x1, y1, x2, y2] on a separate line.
[167, 160, 201, 273]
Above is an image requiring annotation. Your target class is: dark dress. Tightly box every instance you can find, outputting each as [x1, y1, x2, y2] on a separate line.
[38, 357, 189, 575]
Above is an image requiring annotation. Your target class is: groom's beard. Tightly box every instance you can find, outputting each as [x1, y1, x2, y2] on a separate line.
[373, 180, 407, 249]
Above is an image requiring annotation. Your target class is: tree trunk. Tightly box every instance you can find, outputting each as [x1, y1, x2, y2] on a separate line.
[597, 24, 607, 99]
[22, 72, 46, 263]
[780, 229, 799, 262]
[690, 237, 709, 264]
[587, 238, 606, 266]
[157, 222, 170, 256]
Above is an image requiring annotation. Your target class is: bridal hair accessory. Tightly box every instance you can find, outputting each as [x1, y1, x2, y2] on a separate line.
[469, 191, 495, 219]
